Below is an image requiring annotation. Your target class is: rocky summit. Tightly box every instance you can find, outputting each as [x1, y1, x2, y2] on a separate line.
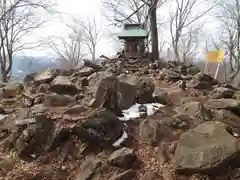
[0, 58, 240, 180]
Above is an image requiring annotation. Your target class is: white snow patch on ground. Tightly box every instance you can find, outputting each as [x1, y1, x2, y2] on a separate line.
[112, 131, 128, 147]
[113, 103, 164, 147]
[118, 103, 164, 121]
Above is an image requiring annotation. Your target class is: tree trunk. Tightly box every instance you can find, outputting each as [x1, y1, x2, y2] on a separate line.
[150, 0, 159, 62]
[92, 47, 96, 61]
[1, 70, 8, 82]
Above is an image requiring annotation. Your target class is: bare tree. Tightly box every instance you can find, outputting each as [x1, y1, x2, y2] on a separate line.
[72, 17, 102, 61]
[102, 0, 149, 26]
[48, 26, 86, 70]
[216, 0, 240, 74]
[178, 27, 200, 63]
[170, 0, 216, 62]
[0, 0, 56, 82]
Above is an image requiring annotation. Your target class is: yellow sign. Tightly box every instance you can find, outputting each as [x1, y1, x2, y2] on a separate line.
[206, 50, 225, 63]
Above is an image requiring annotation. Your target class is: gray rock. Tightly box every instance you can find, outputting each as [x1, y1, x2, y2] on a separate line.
[205, 98, 240, 110]
[188, 73, 218, 90]
[171, 114, 191, 130]
[31, 104, 47, 115]
[173, 121, 240, 173]
[75, 67, 94, 77]
[211, 87, 234, 99]
[135, 77, 155, 104]
[108, 147, 136, 169]
[15, 114, 54, 156]
[214, 109, 240, 128]
[44, 93, 74, 106]
[72, 108, 124, 147]
[92, 75, 136, 115]
[88, 71, 113, 87]
[50, 76, 78, 95]
[194, 73, 218, 85]
[118, 80, 136, 110]
[2, 83, 21, 98]
[92, 75, 123, 115]
[84, 59, 101, 71]
[188, 66, 200, 75]
[174, 101, 213, 122]
[153, 88, 170, 105]
[36, 83, 49, 93]
[233, 91, 240, 100]
[188, 80, 213, 90]
[71, 156, 101, 180]
[0, 158, 15, 171]
[24, 73, 37, 83]
[14, 118, 36, 126]
[45, 123, 70, 152]
[34, 68, 57, 85]
[159, 68, 181, 82]
[139, 118, 174, 146]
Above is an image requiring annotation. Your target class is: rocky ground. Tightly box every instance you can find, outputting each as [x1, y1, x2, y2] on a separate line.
[0, 58, 239, 180]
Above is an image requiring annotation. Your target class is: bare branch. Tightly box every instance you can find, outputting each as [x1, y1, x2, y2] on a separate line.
[170, 0, 216, 62]
[0, 0, 57, 82]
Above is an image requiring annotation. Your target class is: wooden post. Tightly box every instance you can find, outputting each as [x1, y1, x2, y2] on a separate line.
[214, 63, 220, 80]
[204, 62, 209, 74]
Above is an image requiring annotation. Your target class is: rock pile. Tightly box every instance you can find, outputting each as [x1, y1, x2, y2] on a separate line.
[0, 58, 240, 179]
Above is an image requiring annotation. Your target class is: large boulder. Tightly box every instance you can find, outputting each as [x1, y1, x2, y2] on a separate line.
[44, 123, 70, 152]
[135, 77, 155, 104]
[34, 68, 57, 85]
[187, 66, 200, 75]
[72, 108, 124, 147]
[233, 91, 240, 100]
[70, 156, 101, 180]
[83, 59, 101, 71]
[159, 68, 181, 82]
[91, 74, 136, 115]
[173, 121, 240, 174]
[194, 73, 218, 84]
[88, 71, 113, 87]
[188, 73, 218, 90]
[153, 88, 171, 105]
[210, 87, 234, 99]
[174, 101, 213, 122]
[106, 60, 125, 75]
[15, 114, 54, 156]
[108, 147, 136, 169]
[24, 72, 37, 83]
[44, 93, 74, 106]
[91, 75, 124, 115]
[214, 109, 240, 128]
[2, 83, 22, 98]
[139, 118, 175, 146]
[205, 98, 240, 112]
[50, 76, 78, 95]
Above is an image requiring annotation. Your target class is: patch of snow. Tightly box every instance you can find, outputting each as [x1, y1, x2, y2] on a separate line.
[113, 131, 128, 147]
[0, 114, 7, 122]
[233, 132, 239, 137]
[118, 103, 164, 121]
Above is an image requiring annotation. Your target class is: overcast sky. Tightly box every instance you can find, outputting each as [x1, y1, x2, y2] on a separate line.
[21, 0, 220, 59]
[22, 0, 118, 58]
